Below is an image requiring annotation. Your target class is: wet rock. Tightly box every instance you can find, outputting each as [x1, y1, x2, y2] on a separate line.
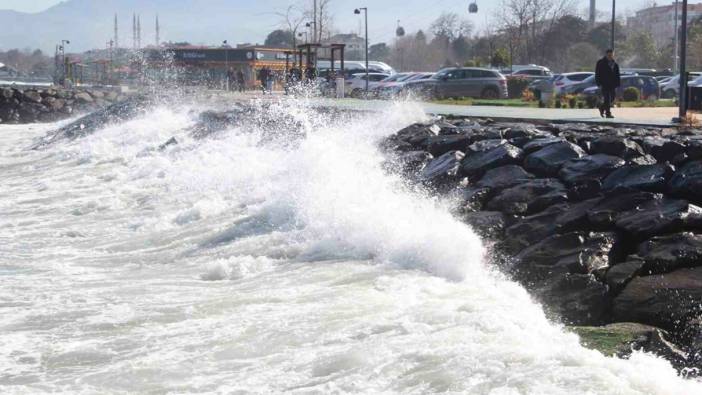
[475, 165, 534, 190]
[602, 164, 673, 193]
[587, 191, 658, 229]
[614, 197, 702, 238]
[463, 211, 511, 239]
[572, 323, 680, 360]
[555, 197, 602, 233]
[558, 154, 626, 186]
[74, 91, 94, 104]
[630, 154, 658, 165]
[460, 143, 524, 177]
[612, 267, 702, 332]
[486, 178, 568, 215]
[455, 186, 493, 213]
[514, 231, 620, 280]
[390, 151, 433, 176]
[642, 136, 686, 163]
[419, 150, 465, 186]
[537, 273, 609, 325]
[524, 141, 587, 176]
[590, 136, 646, 159]
[567, 179, 602, 201]
[522, 137, 565, 154]
[605, 257, 646, 293]
[425, 134, 470, 157]
[637, 232, 702, 274]
[22, 90, 42, 104]
[669, 161, 702, 204]
[467, 139, 507, 153]
[503, 204, 566, 253]
[158, 137, 178, 151]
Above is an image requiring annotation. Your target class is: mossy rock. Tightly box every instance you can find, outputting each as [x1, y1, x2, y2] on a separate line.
[570, 323, 658, 356]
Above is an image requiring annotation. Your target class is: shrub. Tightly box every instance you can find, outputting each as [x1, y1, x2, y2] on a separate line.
[577, 101, 585, 109]
[507, 77, 530, 99]
[567, 95, 577, 109]
[522, 88, 536, 102]
[585, 95, 599, 109]
[622, 87, 641, 102]
[555, 100, 562, 109]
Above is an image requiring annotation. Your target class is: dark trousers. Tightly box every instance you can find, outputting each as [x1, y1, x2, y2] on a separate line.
[601, 88, 616, 115]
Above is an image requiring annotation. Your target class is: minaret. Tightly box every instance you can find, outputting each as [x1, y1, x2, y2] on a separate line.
[132, 13, 137, 49]
[137, 15, 142, 48]
[155, 15, 160, 47]
[114, 14, 119, 48]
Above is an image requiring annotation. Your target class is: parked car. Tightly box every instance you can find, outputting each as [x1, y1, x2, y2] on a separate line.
[404, 67, 508, 100]
[345, 73, 391, 97]
[382, 72, 434, 98]
[367, 61, 396, 75]
[661, 73, 702, 98]
[369, 72, 417, 97]
[562, 75, 597, 95]
[528, 74, 560, 97]
[509, 66, 553, 81]
[621, 68, 673, 78]
[552, 72, 594, 95]
[582, 75, 660, 101]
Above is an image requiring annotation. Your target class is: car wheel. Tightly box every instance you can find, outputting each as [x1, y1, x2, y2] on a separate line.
[662, 90, 676, 99]
[350, 88, 362, 98]
[481, 87, 499, 99]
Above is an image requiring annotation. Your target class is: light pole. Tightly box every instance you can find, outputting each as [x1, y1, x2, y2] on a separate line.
[223, 40, 229, 91]
[679, 0, 689, 121]
[354, 7, 368, 97]
[611, 0, 616, 50]
[674, 0, 680, 73]
[60, 40, 70, 84]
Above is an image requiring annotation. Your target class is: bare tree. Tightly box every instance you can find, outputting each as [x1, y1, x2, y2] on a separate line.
[275, 5, 306, 48]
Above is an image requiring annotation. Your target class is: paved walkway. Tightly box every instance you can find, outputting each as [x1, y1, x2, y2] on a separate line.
[315, 98, 679, 127]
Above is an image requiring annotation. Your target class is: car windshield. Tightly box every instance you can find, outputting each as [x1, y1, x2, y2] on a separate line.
[582, 75, 595, 84]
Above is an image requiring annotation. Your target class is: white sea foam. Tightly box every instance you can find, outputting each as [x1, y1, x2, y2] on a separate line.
[0, 98, 700, 394]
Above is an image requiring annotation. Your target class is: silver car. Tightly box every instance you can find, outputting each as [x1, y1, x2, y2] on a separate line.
[405, 67, 508, 100]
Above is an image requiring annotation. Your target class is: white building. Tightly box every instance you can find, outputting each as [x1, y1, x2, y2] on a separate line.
[627, 2, 702, 48]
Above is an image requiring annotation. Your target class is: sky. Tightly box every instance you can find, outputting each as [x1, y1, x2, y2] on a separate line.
[0, 0, 653, 47]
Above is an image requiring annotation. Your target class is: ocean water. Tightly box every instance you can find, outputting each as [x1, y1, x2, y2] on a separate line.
[0, 98, 700, 394]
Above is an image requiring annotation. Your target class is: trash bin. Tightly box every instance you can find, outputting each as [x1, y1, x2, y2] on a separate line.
[336, 78, 345, 98]
[688, 86, 702, 111]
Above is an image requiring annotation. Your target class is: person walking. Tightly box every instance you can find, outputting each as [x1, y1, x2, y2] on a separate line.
[595, 49, 621, 119]
[236, 70, 245, 92]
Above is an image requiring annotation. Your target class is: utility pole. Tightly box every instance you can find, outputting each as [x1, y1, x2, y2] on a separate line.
[590, 0, 596, 27]
[137, 15, 141, 49]
[156, 14, 160, 47]
[313, 0, 318, 42]
[611, 0, 616, 51]
[132, 13, 137, 49]
[114, 14, 119, 49]
[679, 0, 689, 121]
[354, 7, 368, 97]
[674, 0, 680, 73]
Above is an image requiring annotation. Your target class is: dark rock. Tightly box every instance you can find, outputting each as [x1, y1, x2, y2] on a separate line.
[391, 151, 433, 176]
[463, 211, 511, 239]
[455, 186, 492, 212]
[17, 102, 43, 122]
[486, 178, 568, 215]
[558, 154, 626, 186]
[572, 323, 683, 362]
[669, 161, 702, 204]
[74, 91, 94, 104]
[587, 191, 658, 229]
[158, 137, 178, 151]
[460, 143, 524, 177]
[642, 136, 686, 163]
[602, 164, 673, 193]
[615, 197, 702, 238]
[522, 137, 565, 154]
[590, 136, 646, 159]
[425, 134, 470, 157]
[419, 150, 465, 185]
[22, 90, 42, 104]
[555, 197, 602, 232]
[630, 154, 658, 165]
[637, 232, 702, 274]
[605, 257, 645, 293]
[524, 141, 587, 176]
[475, 165, 534, 190]
[537, 273, 608, 325]
[567, 179, 603, 201]
[612, 267, 702, 332]
[503, 204, 566, 253]
[513, 231, 620, 279]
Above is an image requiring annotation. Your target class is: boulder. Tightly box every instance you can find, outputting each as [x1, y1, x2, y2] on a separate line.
[463, 211, 511, 239]
[90, 90, 104, 99]
[475, 165, 534, 190]
[419, 150, 465, 185]
[22, 90, 43, 104]
[590, 136, 646, 159]
[572, 323, 684, 363]
[425, 134, 470, 157]
[614, 197, 702, 238]
[669, 161, 702, 204]
[642, 136, 686, 163]
[537, 273, 609, 325]
[467, 138, 507, 153]
[460, 143, 524, 177]
[391, 151, 433, 176]
[567, 179, 603, 201]
[612, 266, 702, 332]
[524, 141, 587, 176]
[486, 178, 568, 215]
[637, 232, 702, 274]
[455, 186, 493, 213]
[558, 154, 626, 186]
[602, 164, 673, 193]
[522, 137, 565, 154]
[513, 231, 620, 280]
[605, 257, 646, 294]
[587, 191, 658, 229]
[503, 204, 566, 253]
[74, 91, 94, 104]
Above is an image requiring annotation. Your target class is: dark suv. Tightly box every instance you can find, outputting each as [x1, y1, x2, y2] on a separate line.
[582, 75, 661, 101]
[404, 67, 508, 99]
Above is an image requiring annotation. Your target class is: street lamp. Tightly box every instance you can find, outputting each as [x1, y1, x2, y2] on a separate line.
[59, 40, 70, 84]
[678, 0, 689, 122]
[298, 31, 308, 44]
[354, 7, 368, 97]
[611, 0, 616, 51]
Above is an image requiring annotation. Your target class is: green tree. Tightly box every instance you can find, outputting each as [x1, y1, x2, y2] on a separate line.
[491, 48, 510, 68]
[369, 43, 390, 60]
[587, 22, 626, 52]
[264, 29, 294, 48]
[621, 31, 659, 68]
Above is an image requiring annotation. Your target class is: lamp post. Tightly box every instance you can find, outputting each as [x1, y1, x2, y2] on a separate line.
[60, 40, 70, 84]
[611, 0, 616, 50]
[679, 0, 689, 121]
[354, 7, 368, 98]
[223, 40, 229, 91]
[674, 0, 680, 73]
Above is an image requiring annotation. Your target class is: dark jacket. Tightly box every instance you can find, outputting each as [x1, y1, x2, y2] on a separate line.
[595, 57, 621, 89]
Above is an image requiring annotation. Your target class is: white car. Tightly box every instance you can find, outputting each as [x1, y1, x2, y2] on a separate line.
[552, 72, 594, 95]
[661, 73, 702, 98]
[345, 73, 391, 97]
